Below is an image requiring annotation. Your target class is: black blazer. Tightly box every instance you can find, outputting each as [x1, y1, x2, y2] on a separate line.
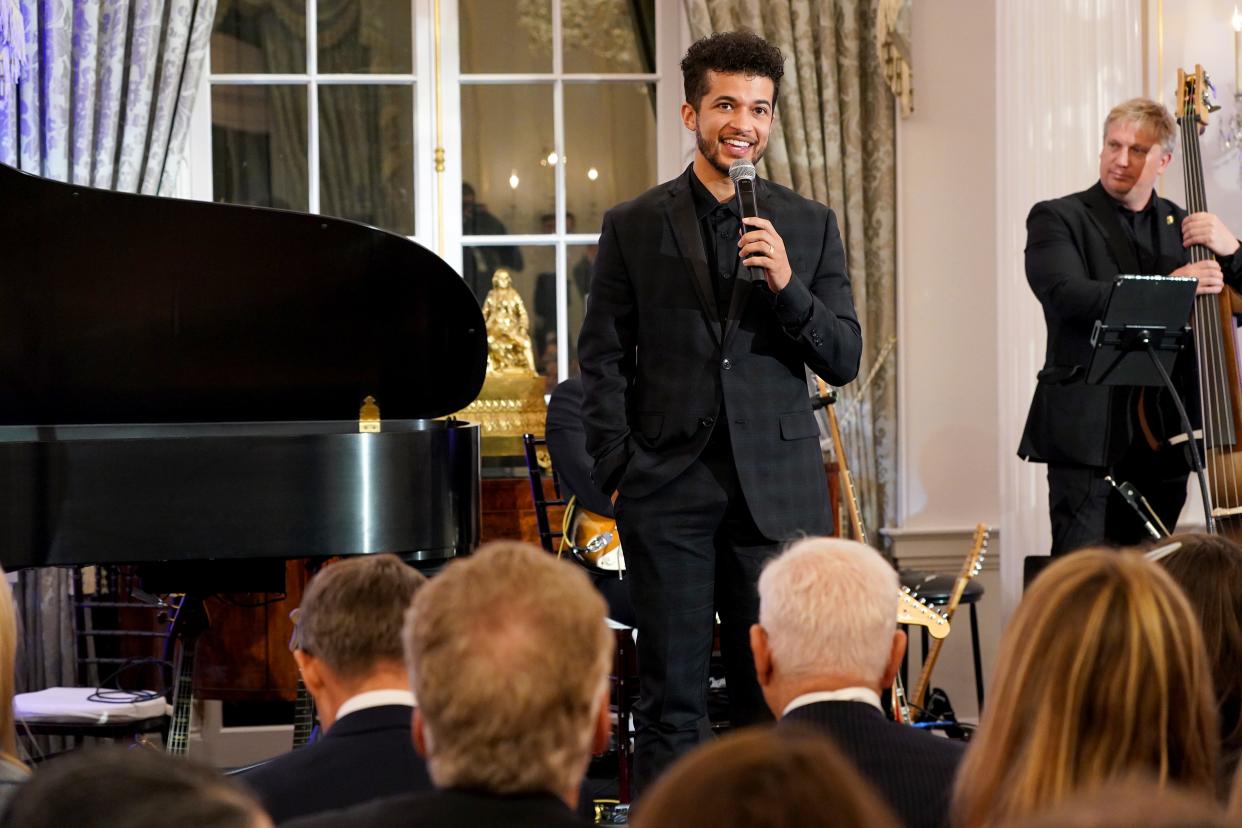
[781, 700, 965, 828]
[578, 165, 862, 541]
[1018, 182, 1242, 466]
[240, 704, 431, 825]
[281, 788, 591, 828]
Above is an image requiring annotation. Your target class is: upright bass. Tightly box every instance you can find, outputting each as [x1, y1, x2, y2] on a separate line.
[1176, 66, 1242, 539]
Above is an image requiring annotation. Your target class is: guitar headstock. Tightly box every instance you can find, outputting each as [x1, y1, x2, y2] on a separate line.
[963, 523, 990, 580]
[288, 607, 304, 653]
[1177, 65, 1220, 130]
[898, 587, 950, 639]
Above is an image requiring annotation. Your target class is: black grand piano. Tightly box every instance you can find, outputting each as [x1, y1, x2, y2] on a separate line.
[0, 161, 487, 578]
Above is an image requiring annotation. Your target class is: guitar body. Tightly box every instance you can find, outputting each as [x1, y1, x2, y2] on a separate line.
[566, 506, 624, 574]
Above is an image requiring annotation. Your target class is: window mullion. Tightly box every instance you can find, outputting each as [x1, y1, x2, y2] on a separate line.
[552, 0, 569, 384]
[306, 0, 320, 215]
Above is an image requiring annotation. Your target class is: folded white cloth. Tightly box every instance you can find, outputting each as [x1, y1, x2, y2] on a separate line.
[14, 687, 167, 723]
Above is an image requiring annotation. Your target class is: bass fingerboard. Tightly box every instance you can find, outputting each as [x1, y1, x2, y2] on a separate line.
[292, 679, 318, 748]
[166, 640, 196, 756]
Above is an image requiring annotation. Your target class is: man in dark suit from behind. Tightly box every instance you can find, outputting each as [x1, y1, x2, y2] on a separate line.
[240, 554, 429, 824]
[283, 541, 611, 828]
[751, 537, 965, 828]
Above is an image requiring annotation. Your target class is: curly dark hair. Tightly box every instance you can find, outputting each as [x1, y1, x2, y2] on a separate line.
[681, 30, 785, 110]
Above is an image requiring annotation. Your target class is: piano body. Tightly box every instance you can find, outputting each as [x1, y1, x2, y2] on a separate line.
[0, 160, 487, 575]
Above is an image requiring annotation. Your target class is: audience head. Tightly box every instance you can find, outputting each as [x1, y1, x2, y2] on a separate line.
[632, 727, 899, 828]
[0, 567, 24, 774]
[1002, 776, 1229, 828]
[292, 554, 426, 729]
[751, 537, 903, 715]
[403, 540, 611, 804]
[1155, 532, 1242, 789]
[0, 747, 271, 828]
[953, 549, 1217, 828]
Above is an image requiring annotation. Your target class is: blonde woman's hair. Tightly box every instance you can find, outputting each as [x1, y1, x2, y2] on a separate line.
[0, 568, 25, 772]
[402, 540, 610, 796]
[952, 549, 1217, 828]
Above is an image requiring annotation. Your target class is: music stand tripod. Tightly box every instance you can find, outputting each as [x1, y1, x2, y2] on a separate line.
[1085, 275, 1212, 532]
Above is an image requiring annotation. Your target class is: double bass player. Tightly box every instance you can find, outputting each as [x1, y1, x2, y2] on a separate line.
[1020, 98, 1242, 556]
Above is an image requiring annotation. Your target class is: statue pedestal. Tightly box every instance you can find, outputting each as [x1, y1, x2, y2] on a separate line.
[458, 369, 547, 459]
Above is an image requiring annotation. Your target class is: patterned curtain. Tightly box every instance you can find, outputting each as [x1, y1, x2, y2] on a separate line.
[0, 0, 216, 692]
[683, 0, 900, 542]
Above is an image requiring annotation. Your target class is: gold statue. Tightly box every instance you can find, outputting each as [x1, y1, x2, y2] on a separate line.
[455, 267, 548, 459]
[481, 269, 537, 374]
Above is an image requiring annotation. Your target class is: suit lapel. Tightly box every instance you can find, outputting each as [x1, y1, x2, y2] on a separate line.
[665, 172, 722, 345]
[1081, 182, 1140, 275]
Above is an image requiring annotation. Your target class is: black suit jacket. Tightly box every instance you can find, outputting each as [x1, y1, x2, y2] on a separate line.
[281, 788, 591, 828]
[578, 165, 862, 541]
[1018, 182, 1242, 466]
[240, 704, 431, 825]
[782, 700, 965, 828]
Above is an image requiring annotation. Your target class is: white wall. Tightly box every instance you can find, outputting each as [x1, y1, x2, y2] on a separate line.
[888, 0, 1000, 724]
[891, 0, 1145, 716]
[896, 0, 1000, 536]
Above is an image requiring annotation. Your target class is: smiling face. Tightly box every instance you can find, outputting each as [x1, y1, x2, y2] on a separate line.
[1098, 119, 1172, 210]
[681, 70, 774, 182]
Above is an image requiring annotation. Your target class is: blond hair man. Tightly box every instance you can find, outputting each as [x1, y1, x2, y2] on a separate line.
[286, 541, 610, 828]
[752, 537, 964, 828]
[242, 554, 429, 824]
[1019, 97, 1242, 559]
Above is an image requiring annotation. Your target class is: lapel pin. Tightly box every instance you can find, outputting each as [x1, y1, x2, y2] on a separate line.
[1167, 215, 1174, 225]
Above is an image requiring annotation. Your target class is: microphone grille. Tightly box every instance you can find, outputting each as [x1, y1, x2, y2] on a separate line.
[728, 160, 756, 183]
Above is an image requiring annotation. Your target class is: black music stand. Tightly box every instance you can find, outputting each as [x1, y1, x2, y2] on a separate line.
[1085, 275, 1212, 531]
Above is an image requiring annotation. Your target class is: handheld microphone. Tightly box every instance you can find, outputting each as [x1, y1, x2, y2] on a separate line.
[729, 159, 762, 281]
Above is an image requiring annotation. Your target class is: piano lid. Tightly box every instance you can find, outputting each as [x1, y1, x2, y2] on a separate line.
[0, 162, 486, 424]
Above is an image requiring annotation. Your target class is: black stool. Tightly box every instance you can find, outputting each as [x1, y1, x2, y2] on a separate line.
[898, 570, 985, 712]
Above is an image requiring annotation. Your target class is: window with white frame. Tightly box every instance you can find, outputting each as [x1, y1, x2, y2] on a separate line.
[194, 0, 688, 388]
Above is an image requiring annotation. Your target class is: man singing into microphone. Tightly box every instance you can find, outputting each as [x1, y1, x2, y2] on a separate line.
[577, 30, 861, 790]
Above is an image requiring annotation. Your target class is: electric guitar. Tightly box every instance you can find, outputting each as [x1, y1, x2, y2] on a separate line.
[909, 523, 989, 714]
[288, 607, 319, 748]
[165, 595, 209, 757]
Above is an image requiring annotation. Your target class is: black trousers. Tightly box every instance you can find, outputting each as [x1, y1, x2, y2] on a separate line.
[614, 424, 778, 793]
[1047, 437, 1189, 556]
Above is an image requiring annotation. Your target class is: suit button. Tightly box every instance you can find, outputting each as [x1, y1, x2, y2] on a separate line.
[721, 358, 733, 370]
[699, 417, 715, 428]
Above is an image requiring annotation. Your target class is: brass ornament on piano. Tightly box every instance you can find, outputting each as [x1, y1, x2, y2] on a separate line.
[456, 268, 549, 458]
[359, 396, 381, 433]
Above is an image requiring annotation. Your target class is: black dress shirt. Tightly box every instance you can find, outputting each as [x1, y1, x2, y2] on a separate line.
[690, 171, 742, 329]
[1114, 195, 1163, 274]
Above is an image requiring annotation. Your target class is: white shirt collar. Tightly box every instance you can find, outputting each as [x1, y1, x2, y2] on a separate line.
[781, 687, 882, 717]
[335, 689, 416, 722]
